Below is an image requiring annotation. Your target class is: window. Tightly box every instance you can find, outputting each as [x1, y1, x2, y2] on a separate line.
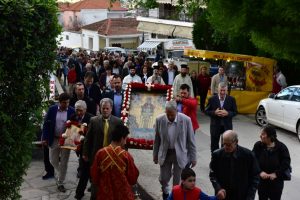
[66, 35, 69, 40]
[276, 87, 296, 100]
[291, 88, 300, 102]
[88, 37, 93, 50]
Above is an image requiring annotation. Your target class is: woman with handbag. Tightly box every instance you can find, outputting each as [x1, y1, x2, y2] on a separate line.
[252, 125, 291, 200]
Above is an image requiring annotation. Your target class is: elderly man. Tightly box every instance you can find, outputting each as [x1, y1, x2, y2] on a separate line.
[82, 98, 123, 200]
[172, 64, 194, 98]
[205, 82, 237, 153]
[153, 100, 197, 200]
[42, 93, 75, 192]
[209, 130, 260, 200]
[211, 66, 228, 95]
[146, 65, 165, 85]
[71, 100, 94, 200]
[122, 65, 142, 90]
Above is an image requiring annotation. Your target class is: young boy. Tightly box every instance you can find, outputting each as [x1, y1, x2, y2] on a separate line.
[168, 168, 218, 200]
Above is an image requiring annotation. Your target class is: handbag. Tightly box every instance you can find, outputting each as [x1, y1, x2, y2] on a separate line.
[282, 166, 292, 181]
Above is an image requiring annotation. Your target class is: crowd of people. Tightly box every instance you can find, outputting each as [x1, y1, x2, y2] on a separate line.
[40, 47, 291, 200]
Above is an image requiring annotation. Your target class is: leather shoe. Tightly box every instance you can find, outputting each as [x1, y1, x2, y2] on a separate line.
[57, 185, 66, 193]
[162, 193, 169, 200]
[42, 173, 54, 180]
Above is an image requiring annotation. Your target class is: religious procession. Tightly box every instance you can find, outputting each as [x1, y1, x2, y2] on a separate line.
[35, 46, 292, 200]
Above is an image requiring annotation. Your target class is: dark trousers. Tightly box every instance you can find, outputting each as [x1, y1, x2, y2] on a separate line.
[43, 146, 54, 175]
[199, 91, 208, 111]
[258, 179, 284, 200]
[76, 155, 90, 197]
[210, 125, 225, 153]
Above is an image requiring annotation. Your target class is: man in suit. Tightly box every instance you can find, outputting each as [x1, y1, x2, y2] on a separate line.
[102, 75, 124, 118]
[42, 93, 75, 193]
[82, 98, 123, 200]
[209, 130, 260, 200]
[205, 82, 237, 153]
[162, 61, 179, 85]
[84, 71, 102, 108]
[70, 82, 97, 116]
[153, 100, 197, 200]
[211, 66, 228, 95]
[71, 100, 94, 200]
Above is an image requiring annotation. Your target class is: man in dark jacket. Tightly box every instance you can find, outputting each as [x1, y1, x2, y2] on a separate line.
[102, 75, 124, 118]
[209, 130, 260, 200]
[42, 93, 75, 193]
[205, 82, 237, 153]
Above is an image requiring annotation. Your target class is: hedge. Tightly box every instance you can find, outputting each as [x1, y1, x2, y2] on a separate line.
[0, 0, 61, 199]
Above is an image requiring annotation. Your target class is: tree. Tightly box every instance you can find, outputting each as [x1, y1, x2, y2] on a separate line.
[0, 1, 61, 199]
[192, 10, 228, 51]
[207, 0, 300, 62]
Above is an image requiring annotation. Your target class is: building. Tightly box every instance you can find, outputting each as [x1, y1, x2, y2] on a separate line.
[58, 0, 128, 30]
[59, 18, 149, 51]
[136, 0, 206, 39]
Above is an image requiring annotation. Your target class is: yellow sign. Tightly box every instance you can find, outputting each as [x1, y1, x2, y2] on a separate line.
[184, 49, 276, 92]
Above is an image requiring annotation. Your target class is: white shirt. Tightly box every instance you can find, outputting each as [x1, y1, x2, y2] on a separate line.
[146, 75, 165, 85]
[122, 74, 142, 89]
[167, 115, 178, 149]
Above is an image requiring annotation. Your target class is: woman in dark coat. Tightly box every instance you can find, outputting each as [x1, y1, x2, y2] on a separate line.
[252, 125, 291, 200]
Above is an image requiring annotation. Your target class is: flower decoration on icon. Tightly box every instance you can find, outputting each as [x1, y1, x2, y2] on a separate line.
[59, 120, 88, 151]
[121, 83, 172, 149]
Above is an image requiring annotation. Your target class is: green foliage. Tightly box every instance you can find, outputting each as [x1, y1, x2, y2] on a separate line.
[192, 10, 228, 51]
[207, 0, 300, 63]
[0, 0, 61, 199]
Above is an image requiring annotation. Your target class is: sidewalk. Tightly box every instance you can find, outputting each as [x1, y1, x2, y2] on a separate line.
[21, 151, 91, 200]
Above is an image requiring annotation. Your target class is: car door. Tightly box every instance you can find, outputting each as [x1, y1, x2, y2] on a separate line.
[283, 87, 300, 132]
[267, 87, 295, 126]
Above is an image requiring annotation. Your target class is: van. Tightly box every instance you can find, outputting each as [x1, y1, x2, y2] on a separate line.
[104, 47, 126, 55]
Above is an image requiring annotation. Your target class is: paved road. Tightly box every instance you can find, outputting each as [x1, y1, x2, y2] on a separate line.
[130, 113, 300, 200]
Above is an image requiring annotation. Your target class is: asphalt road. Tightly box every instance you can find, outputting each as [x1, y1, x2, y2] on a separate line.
[131, 113, 300, 200]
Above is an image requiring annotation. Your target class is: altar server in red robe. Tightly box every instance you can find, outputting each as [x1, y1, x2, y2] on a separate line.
[91, 124, 139, 200]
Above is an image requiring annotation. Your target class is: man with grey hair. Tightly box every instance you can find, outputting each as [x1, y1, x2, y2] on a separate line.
[153, 100, 197, 200]
[209, 130, 260, 200]
[82, 98, 122, 199]
[70, 100, 94, 200]
[205, 82, 237, 153]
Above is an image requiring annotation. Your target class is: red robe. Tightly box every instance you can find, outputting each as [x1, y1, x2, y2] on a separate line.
[91, 145, 139, 200]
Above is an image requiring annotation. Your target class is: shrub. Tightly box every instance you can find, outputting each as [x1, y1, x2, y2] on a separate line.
[0, 0, 61, 199]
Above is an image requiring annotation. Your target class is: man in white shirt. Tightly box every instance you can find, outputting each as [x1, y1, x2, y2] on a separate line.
[122, 65, 142, 89]
[147, 65, 165, 85]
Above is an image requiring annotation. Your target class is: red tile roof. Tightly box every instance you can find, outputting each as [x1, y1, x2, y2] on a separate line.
[82, 18, 140, 36]
[61, 0, 127, 12]
[57, 2, 71, 11]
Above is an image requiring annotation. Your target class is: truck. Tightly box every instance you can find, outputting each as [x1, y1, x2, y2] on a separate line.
[137, 38, 195, 68]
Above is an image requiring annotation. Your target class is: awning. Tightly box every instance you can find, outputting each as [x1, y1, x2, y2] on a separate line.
[137, 41, 161, 51]
[137, 21, 193, 39]
[173, 26, 193, 40]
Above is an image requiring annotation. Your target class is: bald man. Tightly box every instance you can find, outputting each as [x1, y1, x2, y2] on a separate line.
[209, 130, 260, 200]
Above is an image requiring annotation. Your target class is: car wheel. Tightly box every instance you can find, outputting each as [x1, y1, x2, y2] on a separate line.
[297, 122, 300, 142]
[255, 107, 268, 126]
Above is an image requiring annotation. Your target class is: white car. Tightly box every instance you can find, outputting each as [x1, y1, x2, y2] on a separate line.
[255, 85, 300, 140]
